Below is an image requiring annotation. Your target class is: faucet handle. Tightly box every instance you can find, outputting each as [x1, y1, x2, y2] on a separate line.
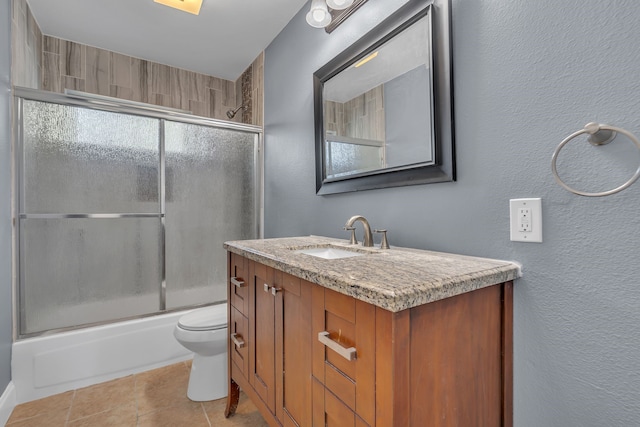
[374, 229, 390, 249]
[344, 226, 358, 245]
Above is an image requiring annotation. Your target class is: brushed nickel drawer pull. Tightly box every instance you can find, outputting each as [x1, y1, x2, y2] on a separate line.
[230, 333, 245, 349]
[264, 283, 270, 292]
[271, 287, 282, 296]
[230, 277, 245, 287]
[318, 331, 357, 361]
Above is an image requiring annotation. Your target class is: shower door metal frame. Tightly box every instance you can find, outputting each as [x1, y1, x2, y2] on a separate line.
[12, 86, 263, 339]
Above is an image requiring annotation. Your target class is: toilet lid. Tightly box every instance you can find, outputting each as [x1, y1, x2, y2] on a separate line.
[178, 306, 227, 331]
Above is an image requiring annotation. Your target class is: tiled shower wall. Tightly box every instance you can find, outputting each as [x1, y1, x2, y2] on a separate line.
[324, 85, 385, 141]
[10, 0, 263, 126]
[11, 0, 41, 89]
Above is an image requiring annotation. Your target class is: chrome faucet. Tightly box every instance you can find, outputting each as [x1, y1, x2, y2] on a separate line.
[344, 215, 374, 247]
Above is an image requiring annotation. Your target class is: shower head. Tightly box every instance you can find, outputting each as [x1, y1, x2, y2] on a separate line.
[226, 104, 247, 119]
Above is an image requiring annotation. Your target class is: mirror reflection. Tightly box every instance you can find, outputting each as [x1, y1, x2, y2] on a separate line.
[322, 12, 433, 180]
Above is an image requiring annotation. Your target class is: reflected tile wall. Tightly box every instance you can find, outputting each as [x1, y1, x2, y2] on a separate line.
[325, 85, 385, 141]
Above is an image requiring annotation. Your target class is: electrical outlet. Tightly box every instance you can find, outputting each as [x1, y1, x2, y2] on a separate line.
[510, 198, 542, 242]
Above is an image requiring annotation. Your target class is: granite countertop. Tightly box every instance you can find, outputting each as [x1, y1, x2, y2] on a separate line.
[224, 236, 521, 312]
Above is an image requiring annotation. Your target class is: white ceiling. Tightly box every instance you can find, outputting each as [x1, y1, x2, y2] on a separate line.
[27, 0, 309, 81]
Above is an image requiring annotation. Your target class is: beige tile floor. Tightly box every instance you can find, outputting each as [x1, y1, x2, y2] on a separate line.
[6, 361, 269, 427]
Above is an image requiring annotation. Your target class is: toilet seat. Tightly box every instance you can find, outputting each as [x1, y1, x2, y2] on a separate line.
[178, 306, 227, 331]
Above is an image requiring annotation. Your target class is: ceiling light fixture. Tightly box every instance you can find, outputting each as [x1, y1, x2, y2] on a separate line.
[354, 51, 378, 68]
[306, 0, 332, 28]
[154, 0, 203, 15]
[326, 0, 355, 10]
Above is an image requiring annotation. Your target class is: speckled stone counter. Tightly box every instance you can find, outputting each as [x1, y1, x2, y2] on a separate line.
[224, 236, 521, 312]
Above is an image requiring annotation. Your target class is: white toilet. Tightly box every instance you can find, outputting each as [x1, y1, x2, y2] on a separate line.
[174, 304, 228, 401]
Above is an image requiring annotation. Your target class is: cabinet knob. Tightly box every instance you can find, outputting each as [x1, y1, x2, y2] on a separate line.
[230, 277, 245, 288]
[271, 287, 282, 296]
[230, 333, 245, 349]
[263, 283, 270, 293]
[318, 331, 357, 361]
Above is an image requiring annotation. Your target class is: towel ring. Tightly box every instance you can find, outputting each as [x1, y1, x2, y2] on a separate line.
[551, 122, 640, 197]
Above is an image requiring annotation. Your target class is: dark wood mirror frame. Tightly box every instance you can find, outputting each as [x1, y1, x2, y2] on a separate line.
[313, 0, 455, 195]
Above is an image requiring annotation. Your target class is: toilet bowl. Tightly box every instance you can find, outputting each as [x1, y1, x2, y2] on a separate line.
[174, 304, 228, 401]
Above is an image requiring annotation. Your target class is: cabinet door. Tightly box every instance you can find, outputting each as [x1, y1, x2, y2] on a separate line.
[229, 252, 249, 316]
[229, 305, 248, 379]
[312, 287, 376, 426]
[312, 378, 369, 427]
[249, 261, 276, 414]
[275, 272, 313, 427]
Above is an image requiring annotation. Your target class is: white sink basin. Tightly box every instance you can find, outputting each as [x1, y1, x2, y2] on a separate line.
[294, 247, 364, 260]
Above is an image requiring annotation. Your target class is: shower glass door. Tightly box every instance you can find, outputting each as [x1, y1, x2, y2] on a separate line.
[19, 100, 162, 334]
[17, 93, 261, 336]
[164, 121, 259, 308]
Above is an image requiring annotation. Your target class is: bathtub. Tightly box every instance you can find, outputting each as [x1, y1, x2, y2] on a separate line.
[12, 309, 195, 404]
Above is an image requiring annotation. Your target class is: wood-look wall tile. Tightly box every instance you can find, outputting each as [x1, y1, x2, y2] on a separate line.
[252, 53, 264, 127]
[85, 46, 110, 96]
[35, 23, 42, 72]
[224, 80, 236, 106]
[42, 35, 60, 54]
[60, 40, 85, 79]
[63, 76, 85, 92]
[110, 84, 134, 101]
[11, 21, 24, 87]
[208, 76, 225, 91]
[193, 73, 208, 102]
[188, 100, 208, 117]
[152, 62, 170, 95]
[110, 52, 131, 87]
[26, 4, 37, 49]
[184, 70, 199, 103]
[42, 52, 61, 93]
[152, 93, 173, 108]
[131, 58, 151, 103]
[170, 68, 190, 110]
[210, 88, 225, 119]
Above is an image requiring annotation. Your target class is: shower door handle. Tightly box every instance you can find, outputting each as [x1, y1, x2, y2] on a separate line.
[230, 333, 245, 349]
[230, 277, 245, 288]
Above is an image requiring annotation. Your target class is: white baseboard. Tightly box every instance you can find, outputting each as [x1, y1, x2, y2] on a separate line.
[0, 381, 16, 426]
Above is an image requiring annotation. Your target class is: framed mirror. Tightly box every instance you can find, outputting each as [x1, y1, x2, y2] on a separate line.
[313, 0, 454, 195]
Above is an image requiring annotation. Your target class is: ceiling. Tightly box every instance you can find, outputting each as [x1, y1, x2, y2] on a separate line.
[27, 0, 309, 81]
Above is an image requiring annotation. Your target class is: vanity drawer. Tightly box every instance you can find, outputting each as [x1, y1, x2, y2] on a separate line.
[230, 306, 248, 379]
[229, 252, 249, 316]
[312, 378, 369, 427]
[312, 287, 375, 425]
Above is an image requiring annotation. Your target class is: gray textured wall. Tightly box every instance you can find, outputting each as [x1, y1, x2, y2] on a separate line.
[264, 0, 640, 425]
[1, 0, 13, 392]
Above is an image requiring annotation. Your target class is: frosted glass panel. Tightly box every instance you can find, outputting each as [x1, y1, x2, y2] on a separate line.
[325, 140, 384, 179]
[22, 100, 160, 213]
[164, 122, 258, 308]
[20, 218, 161, 334]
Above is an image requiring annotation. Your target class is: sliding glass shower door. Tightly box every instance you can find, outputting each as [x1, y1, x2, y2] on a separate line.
[16, 93, 260, 336]
[164, 122, 258, 309]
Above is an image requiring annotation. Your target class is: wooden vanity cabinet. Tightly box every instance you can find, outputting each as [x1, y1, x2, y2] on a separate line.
[226, 252, 514, 427]
[228, 253, 249, 385]
[226, 254, 313, 427]
[311, 286, 376, 426]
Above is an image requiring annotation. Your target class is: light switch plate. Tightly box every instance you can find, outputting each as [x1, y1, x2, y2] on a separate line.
[510, 198, 542, 242]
